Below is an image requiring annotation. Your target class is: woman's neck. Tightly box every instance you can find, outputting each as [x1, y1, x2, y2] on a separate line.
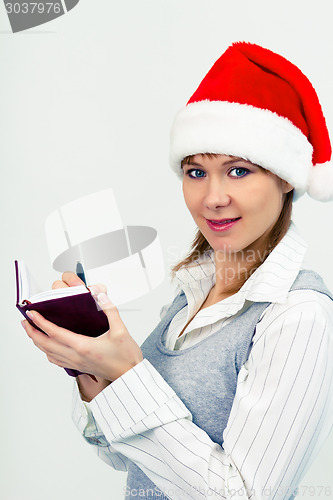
[213, 243, 270, 298]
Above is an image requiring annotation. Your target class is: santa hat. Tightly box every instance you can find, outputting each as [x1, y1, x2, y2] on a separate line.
[169, 42, 333, 202]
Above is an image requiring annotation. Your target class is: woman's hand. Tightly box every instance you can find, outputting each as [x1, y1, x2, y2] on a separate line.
[21, 273, 143, 383]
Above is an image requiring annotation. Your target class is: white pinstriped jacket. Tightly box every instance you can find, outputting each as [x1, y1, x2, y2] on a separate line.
[72, 221, 333, 499]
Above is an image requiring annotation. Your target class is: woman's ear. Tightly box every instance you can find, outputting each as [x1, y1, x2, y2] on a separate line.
[281, 180, 294, 194]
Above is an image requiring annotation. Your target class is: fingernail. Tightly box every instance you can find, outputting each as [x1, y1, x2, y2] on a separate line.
[26, 311, 34, 320]
[89, 285, 100, 297]
[21, 320, 26, 329]
[97, 293, 112, 305]
[89, 285, 107, 297]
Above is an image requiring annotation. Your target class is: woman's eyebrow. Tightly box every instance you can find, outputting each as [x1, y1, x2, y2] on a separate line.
[222, 157, 254, 166]
[183, 161, 205, 168]
[184, 157, 255, 168]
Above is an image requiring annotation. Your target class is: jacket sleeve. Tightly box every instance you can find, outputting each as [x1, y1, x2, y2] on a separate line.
[72, 381, 129, 471]
[74, 292, 333, 499]
[70, 296, 178, 473]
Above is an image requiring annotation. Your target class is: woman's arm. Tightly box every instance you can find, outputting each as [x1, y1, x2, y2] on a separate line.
[76, 374, 111, 402]
[71, 296, 180, 472]
[22, 272, 141, 472]
[50, 273, 113, 401]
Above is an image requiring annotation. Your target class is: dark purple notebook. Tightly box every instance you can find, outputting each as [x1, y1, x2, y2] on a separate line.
[15, 260, 109, 378]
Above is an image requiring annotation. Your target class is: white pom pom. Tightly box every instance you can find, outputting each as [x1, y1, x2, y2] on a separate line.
[307, 161, 333, 202]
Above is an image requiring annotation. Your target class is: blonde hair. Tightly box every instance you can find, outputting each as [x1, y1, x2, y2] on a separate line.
[170, 154, 294, 296]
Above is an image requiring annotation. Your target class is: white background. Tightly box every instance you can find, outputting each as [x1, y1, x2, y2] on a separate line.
[1, 1, 333, 499]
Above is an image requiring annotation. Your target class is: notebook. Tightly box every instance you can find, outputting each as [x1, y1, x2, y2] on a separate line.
[15, 260, 109, 378]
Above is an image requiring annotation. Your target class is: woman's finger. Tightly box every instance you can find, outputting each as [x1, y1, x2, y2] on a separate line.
[22, 319, 58, 355]
[52, 280, 69, 290]
[22, 318, 82, 366]
[89, 283, 108, 296]
[96, 293, 126, 332]
[62, 272, 85, 287]
[25, 310, 78, 347]
[46, 355, 67, 368]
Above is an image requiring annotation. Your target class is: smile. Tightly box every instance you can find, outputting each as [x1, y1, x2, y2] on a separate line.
[205, 217, 241, 232]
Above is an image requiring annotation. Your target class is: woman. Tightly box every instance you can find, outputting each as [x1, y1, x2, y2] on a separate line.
[22, 42, 333, 499]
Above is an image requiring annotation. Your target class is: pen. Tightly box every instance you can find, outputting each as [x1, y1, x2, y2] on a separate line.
[76, 261, 87, 285]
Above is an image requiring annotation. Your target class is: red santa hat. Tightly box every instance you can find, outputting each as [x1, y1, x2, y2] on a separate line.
[169, 42, 333, 202]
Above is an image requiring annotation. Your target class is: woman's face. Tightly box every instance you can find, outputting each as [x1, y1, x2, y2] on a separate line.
[182, 154, 293, 257]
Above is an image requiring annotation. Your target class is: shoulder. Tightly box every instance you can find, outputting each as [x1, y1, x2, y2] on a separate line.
[282, 287, 333, 316]
[253, 288, 333, 346]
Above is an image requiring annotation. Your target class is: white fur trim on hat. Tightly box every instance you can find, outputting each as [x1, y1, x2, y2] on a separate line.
[170, 100, 313, 200]
[307, 161, 333, 201]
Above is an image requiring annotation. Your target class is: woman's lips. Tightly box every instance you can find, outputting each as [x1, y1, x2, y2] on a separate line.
[205, 217, 241, 232]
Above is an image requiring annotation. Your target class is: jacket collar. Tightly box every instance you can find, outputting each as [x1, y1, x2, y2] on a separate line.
[175, 221, 309, 318]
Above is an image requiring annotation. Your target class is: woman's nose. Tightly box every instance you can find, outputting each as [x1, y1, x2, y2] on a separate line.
[204, 181, 231, 210]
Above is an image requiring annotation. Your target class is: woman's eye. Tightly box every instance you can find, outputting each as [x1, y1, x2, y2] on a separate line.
[185, 166, 250, 179]
[229, 167, 250, 178]
[186, 169, 206, 179]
